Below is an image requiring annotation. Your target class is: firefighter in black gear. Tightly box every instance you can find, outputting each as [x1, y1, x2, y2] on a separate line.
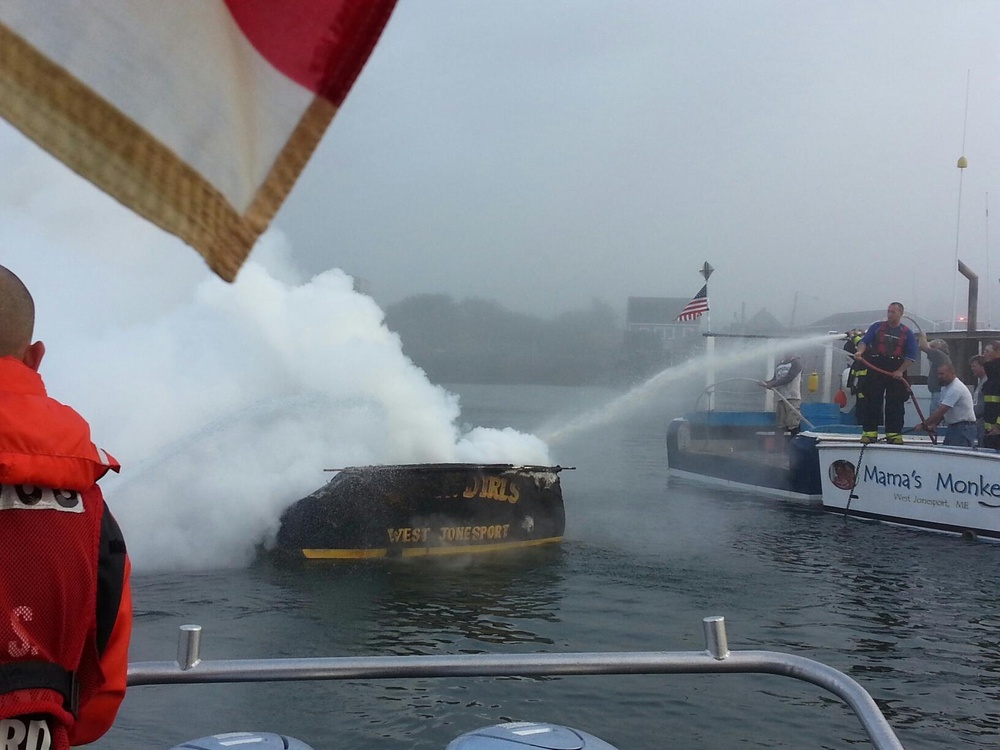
[981, 341, 1000, 449]
[852, 303, 918, 444]
[843, 329, 867, 424]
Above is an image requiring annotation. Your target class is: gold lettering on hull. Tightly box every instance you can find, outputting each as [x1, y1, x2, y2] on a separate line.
[461, 476, 521, 503]
[387, 527, 431, 544]
[387, 524, 512, 545]
[439, 524, 511, 542]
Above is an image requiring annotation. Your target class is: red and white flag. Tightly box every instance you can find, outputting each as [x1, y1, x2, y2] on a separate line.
[0, 1, 398, 281]
[676, 285, 709, 321]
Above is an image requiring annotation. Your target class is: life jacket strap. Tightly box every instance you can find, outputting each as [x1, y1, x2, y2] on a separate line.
[0, 661, 77, 717]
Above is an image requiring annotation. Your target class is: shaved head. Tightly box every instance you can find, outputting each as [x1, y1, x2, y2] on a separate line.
[0, 265, 35, 358]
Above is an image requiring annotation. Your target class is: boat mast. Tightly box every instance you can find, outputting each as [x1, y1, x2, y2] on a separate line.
[986, 191, 992, 328]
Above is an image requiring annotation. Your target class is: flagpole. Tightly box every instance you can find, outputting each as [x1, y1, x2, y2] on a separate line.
[701, 262, 715, 410]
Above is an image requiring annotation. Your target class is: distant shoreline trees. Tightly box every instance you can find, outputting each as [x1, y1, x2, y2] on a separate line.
[383, 294, 625, 385]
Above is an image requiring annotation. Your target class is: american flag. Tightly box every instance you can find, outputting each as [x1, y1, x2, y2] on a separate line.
[675, 285, 710, 321]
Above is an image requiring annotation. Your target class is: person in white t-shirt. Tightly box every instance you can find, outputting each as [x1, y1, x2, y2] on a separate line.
[759, 354, 803, 442]
[917, 363, 977, 447]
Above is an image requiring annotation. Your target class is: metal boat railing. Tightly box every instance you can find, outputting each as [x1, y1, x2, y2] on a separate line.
[127, 615, 905, 750]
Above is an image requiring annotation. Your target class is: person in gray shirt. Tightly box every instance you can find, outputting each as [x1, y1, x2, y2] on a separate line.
[917, 362, 976, 447]
[918, 333, 951, 414]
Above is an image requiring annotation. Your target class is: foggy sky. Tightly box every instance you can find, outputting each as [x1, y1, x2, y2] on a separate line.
[5, 2, 1000, 329]
[272, 0, 1000, 329]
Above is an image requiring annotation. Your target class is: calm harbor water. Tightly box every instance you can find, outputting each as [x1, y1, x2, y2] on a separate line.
[96, 383, 1000, 750]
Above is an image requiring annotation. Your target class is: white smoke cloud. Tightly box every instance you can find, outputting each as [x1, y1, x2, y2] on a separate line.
[1, 127, 550, 571]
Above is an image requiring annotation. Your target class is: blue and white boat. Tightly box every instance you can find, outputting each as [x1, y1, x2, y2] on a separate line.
[665, 401, 853, 502]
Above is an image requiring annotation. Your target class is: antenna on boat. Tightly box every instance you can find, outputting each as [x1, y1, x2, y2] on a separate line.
[986, 191, 992, 328]
[950, 69, 971, 330]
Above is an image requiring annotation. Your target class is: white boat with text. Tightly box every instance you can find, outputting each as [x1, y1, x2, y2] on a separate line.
[669, 406, 1000, 540]
[817, 439, 1000, 540]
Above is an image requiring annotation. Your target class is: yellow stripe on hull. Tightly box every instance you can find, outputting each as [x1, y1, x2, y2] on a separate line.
[301, 536, 563, 560]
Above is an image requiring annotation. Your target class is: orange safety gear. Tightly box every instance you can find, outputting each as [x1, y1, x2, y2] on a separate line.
[0, 357, 131, 750]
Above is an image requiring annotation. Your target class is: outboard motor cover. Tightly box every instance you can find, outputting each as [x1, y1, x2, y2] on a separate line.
[169, 732, 316, 750]
[447, 722, 620, 750]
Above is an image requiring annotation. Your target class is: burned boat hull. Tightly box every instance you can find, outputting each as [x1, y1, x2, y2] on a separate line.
[275, 464, 566, 559]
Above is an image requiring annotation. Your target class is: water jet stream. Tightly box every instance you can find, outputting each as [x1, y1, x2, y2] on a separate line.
[540, 332, 843, 444]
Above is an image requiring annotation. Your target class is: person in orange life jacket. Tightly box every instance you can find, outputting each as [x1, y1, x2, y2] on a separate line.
[0, 265, 132, 750]
[852, 302, 918, 445]
[759, 354, 802, 442]
[980, 341, 1000, 450]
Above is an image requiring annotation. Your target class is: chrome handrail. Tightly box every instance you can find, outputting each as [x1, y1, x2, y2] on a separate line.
[127, 616, 904, 750]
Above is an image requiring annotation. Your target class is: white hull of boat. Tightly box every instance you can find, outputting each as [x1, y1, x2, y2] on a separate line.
[816, 440, 1000, 539]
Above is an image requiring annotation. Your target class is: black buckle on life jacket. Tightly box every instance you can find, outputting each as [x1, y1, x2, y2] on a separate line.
[0, 661, 78, 716]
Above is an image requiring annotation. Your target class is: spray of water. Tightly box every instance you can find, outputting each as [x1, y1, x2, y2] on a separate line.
[540, 332, 845, 444]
